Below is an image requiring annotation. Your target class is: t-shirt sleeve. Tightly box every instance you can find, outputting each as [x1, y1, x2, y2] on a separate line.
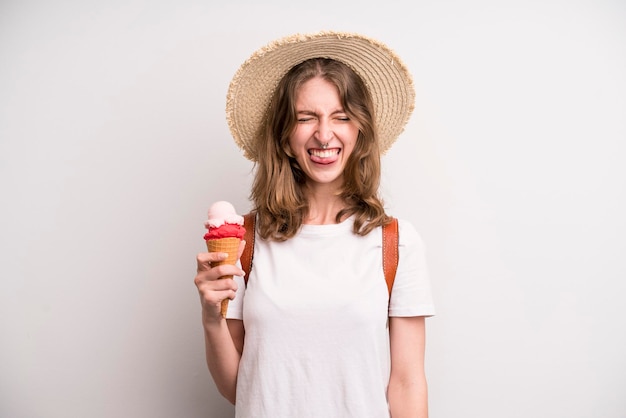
[225, 262, 245, 320]
[388, 219, 436, 317]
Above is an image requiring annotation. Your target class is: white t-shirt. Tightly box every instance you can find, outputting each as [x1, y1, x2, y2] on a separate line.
[227, 216, 435, 418]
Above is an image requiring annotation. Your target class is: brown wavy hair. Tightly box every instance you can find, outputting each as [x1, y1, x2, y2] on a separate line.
[250, 58, 390, 241]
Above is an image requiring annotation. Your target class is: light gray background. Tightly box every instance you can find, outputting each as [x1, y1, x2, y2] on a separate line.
[1, 0, 625, 417]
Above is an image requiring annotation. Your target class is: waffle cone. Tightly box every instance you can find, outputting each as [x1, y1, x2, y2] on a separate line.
[206, 237, 241, 317]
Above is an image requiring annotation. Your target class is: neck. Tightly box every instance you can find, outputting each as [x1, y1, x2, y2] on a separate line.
[303, 185, 347, 225]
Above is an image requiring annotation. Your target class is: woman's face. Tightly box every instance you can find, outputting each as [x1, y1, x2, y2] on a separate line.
[288, 76, 359, 190]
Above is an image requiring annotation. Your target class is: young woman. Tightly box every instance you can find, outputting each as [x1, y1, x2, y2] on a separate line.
[194, 32, 435, 418]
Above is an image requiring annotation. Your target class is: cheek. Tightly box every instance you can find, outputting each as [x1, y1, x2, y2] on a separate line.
[343, 129, 360, 152]
[288, 128, 308, 152]
[285, 136, 297, 158]
[286, 135, 307, 160]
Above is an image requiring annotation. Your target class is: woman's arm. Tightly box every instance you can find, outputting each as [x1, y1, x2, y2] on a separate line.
[388, 316, 428, 418]
[201, 318, 244, 404]
[194, 249, 246, 404]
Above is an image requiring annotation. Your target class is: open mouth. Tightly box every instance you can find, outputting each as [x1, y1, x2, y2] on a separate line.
[309, 148, 340, 164]
[309, 149, 340, 158]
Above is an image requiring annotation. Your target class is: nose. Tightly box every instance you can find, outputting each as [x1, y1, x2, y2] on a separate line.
[315, 118, 334, 143]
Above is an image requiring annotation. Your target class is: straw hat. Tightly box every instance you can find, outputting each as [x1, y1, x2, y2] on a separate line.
[226, 31, 416, 161]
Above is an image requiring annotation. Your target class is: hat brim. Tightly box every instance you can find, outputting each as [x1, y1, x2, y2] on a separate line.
[226, 31, 415, 161]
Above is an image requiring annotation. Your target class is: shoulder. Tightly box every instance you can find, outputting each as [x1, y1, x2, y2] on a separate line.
[391, 218, 426, 249]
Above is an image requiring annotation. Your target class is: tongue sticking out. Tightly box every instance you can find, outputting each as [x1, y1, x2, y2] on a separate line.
[310, 148, 339, 164]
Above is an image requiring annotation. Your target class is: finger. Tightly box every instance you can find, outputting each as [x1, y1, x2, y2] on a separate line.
[199, 277, 237, 296]
[195, 263, 245, 287]
[213, 276, 238, 290]
[196, 252, 228, 270]
[195, 275, 237, 298]
[200, 288, 238, 310]
[211, 264, 246, 279]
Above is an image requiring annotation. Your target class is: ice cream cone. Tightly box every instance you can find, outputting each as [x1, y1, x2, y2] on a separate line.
[206, 236, 241, 317]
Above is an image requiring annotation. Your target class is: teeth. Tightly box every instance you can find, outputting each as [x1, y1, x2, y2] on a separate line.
[310, 149, 338, 158]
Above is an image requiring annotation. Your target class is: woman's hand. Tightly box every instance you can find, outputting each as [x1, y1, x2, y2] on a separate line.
[194, 241, 246, 322]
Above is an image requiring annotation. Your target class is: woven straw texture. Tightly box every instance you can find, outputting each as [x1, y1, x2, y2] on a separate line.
[226, 31, 415, 161]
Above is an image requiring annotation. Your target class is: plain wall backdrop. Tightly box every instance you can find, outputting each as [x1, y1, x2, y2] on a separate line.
[1, 0, 625, 417]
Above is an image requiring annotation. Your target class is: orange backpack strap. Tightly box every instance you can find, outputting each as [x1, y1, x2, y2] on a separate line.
[240, 212, 256, 286]
[382, 217, 399, 296]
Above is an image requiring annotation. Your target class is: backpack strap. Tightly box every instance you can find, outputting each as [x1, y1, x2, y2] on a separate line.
[239, 213, 399, 296]
[241, 212, 256, 286]
[382, 217, 399, 296]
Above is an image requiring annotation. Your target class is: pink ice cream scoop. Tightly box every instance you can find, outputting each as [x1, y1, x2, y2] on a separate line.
[203, 201, 246, 240]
